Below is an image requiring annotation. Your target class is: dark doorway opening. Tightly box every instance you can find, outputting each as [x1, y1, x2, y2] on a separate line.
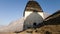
[33, 22, 37, 29]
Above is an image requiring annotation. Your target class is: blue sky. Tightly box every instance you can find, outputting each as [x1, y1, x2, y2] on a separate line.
[0, 0, 60, 25]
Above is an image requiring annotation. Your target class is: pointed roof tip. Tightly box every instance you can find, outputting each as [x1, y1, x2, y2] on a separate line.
[24, 0, 43, 12]
[29, 0, 35, 1]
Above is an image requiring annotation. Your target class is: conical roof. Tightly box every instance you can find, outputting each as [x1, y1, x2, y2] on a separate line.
[25, 0, 43, 12]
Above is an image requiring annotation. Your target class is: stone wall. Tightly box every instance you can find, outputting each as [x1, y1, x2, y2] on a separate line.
[19, 25, 60, 34]
[39, 25, 60, 34]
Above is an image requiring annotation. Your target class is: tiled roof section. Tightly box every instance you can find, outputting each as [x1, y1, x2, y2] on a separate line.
[45, 10, 60, 21]
[25, 1, 43, 12]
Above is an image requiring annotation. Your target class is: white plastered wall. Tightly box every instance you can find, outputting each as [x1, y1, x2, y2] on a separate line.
[24, 11, 33, 19]
[24, 11, 44, 19]
[38, 12, 44, 19]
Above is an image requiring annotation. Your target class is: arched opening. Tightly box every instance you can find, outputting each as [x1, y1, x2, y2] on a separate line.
[33, 22, 36, 26]
[33, 22, 37, 29]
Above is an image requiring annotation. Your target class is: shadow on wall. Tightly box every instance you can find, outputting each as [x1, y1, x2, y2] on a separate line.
[23, 10, 43, 30]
